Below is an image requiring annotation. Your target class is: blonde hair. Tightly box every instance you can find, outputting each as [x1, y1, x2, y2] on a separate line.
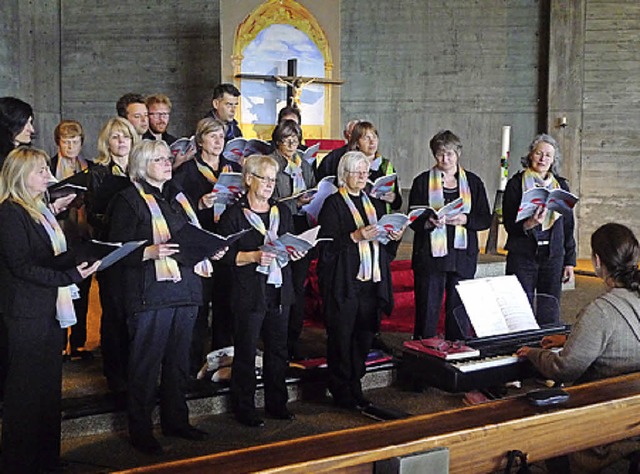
[128, 139, 171, 182]
[94, 117, 139, 166]
[242, 155, 279, 191]
[0, 146, 50, 221]
[145, 93, 172, 110]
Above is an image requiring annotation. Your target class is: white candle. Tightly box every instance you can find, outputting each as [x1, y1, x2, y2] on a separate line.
[499, 126, 511, 191]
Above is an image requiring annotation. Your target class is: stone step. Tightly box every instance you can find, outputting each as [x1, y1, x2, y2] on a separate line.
[59, 363, 396, 440]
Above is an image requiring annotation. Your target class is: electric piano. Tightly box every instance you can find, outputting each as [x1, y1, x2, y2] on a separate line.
[401, 325, 569, 393]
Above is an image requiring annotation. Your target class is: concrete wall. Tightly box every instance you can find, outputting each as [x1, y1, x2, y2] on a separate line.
[0, 0, 61, 152]
[578, 1, 640, 256]
[340, 0, 543, 209]
[59, 1, 221, 156]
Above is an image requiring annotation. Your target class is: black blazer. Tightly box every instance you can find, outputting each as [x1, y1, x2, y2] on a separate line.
[408, 169, 491, 276]
[171, 152, 241, 232]
[0, 201, 82, 320]
[503, 170, 577, 267]
[217, 195, 295, 314]
[107, 180, 203, 314]
[317, 191, 398, 315]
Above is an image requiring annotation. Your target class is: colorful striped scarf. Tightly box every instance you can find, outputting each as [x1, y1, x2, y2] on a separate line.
[522, 168, 561, 231]
[134, 182, 182, 282]
[174, 193, 213, 278]
[36, 202, 78, 328]
[243, 205, 286, 287]
[339, 187, 381, 282]
[284, 153, 306, 195]
[428, 166, 472, 257]
[195, 157, 232, 222]
[111, 162, 126, 177]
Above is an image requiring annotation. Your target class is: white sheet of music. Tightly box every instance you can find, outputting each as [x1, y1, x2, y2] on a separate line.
[456, 275, 540, 338]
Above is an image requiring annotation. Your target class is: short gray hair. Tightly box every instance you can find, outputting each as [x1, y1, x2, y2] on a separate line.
[242, 154, 279, 190]
[337, 151, 369, 187]
[129, 139, 171, 182]
[521, 133, 562, 175]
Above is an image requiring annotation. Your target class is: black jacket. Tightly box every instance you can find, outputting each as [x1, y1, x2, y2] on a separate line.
[107, 180, 203, 314]
[315, 144, 347, 180]
[217, 195, 295, 314]
[408, 169, 491, 275]
[86, 164, 130, 240]
[171, 152, 241, 232]
[142, 130, 178, 145]
[317, 192, 398, 315]
[0, 200, 82, 320]
[503, 170, 577, 266]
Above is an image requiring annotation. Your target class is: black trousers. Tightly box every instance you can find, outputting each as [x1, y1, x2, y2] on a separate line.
[231, 300, 289, 415]
[413, 270, 465, 341]
[287, 254, 312, 358]
[325, 281, 379, 404]
[1, 315, 65, 473]
[211, 266, 234, 350]
[98, 270, 129, 392]
[190, 269, 236, 375]
[506, 249, 563, 325]
[127, 305, 197, 438]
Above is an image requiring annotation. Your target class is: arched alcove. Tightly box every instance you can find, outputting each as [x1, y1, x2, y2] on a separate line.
[231, 0, 336, 139]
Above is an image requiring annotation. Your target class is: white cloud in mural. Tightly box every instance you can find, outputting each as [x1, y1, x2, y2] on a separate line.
[241, 24, 325, 125]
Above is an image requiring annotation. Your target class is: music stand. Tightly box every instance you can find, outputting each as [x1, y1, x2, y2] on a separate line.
[452, 293, 561, 340]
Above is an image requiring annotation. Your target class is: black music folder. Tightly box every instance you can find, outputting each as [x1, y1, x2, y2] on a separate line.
[169, 224, 249, 266]
[74, 239, 146, 271]
[48, 169, 90, 208]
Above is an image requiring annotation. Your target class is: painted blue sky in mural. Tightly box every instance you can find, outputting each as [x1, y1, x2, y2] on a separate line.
[241, 24, 325, 125]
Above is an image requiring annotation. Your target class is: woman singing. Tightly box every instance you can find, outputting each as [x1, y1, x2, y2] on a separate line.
[218, 155, 303, 427]
[409, 130, 491, 340]
[318, 151, 405, 409]
[109, 140, 221, 454]
[270, 119, 316, 360]
[0, 147, 99, 473]
[503, 134, 576, 324]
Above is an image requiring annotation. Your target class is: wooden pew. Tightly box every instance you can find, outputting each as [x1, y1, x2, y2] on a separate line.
[118, 372, 640, 474]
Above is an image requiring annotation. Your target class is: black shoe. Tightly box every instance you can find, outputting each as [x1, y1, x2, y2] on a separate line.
[130, 434, 164, 455]
[235, 412, 265, 427]
[69, 348, 94, 361]
[356, 397, 373, 410]
[162, 425, 208, 441]
[266, 408, 296, 420]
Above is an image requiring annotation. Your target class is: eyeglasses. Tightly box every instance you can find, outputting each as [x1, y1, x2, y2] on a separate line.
[281, 138, 299, 147]
[149, 156, 174, 164]
[251, 172, 276, 184]
[347, 170, 369, 177]
[149, 112, 170, 118]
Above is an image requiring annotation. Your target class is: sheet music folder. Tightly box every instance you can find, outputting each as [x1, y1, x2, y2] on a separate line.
[169, 224, 249, 266]
[74, 239, 146, 271]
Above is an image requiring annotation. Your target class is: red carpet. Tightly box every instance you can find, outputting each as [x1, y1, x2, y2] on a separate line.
[304, 260, 444, 334]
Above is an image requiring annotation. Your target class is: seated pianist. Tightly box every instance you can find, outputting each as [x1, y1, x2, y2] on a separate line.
[517, 223, 640, 471]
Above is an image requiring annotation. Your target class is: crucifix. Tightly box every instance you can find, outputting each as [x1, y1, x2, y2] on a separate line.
[236, 58, 343, 110]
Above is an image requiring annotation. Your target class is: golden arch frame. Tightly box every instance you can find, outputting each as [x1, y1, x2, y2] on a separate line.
[232, 0, 334, 139]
